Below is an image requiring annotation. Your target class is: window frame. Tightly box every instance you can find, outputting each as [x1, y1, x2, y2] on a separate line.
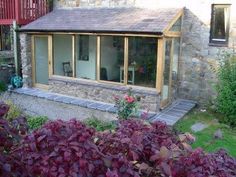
[209, 4, 231, 46]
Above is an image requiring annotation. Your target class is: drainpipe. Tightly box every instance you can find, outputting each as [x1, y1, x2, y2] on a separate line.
[13, 20, 19, 75]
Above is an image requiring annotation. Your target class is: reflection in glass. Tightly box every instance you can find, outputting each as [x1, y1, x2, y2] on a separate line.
[128, 37, 157, 88]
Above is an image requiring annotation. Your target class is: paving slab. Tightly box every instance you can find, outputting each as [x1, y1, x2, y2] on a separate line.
[191, 122, 208, 132]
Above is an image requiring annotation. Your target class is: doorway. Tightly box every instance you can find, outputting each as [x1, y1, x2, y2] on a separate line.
[32, 35, 52, 88]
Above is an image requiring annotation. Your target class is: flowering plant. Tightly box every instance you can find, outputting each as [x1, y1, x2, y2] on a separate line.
[114, 89, 138, 119]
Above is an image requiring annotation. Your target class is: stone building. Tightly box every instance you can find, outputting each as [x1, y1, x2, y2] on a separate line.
[18, 0, 236, 112]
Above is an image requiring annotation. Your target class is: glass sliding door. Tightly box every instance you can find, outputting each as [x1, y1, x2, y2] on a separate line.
[33, 36, 50, 86]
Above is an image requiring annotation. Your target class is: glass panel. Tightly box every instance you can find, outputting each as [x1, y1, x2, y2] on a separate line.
[211, 5, 229, 41]
[172, 38, 180, 85]
[128, 37, 157, 88]
[170, 18, 182, 32]
[162, 39, 172, 101]
[100, 36, 124, 83]
[53, 34, 73, 77]
[35, 37, 48, 85]
[76, 35, 96, 80]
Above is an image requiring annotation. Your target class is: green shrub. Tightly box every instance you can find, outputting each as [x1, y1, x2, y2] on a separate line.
[27, 116, 48, 130]
[0, 81, 7, 92]
[84, 117, 116, 131]
[215, 53, 236, 127]
[5, 101, 22, 121]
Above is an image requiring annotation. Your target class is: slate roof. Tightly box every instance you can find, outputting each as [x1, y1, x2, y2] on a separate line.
[20, 7, 182, 34]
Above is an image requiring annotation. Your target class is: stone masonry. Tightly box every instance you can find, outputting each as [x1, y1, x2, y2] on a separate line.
[49, 77, 160, 112]
[20, 33, 32, 88]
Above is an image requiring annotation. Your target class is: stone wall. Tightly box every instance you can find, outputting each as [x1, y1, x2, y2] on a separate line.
[177, 1, 236, 103]
[49, 77, 160, 112]
[135, 0, 236, 103]
[19, 33, 32, 88]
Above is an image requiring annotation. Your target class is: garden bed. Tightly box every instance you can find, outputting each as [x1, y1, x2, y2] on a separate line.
[1, 101, 236, 177]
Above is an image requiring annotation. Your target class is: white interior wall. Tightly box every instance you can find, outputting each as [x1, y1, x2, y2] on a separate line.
[53, 35, 72, 76]
[101, 36, 120, 81]
[76, 36, 96, 80]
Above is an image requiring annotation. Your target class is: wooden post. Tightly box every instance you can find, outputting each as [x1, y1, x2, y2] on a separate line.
[124, 37, 129, 85]
[96, 36, 101, 81]
[156, 38, 164, 93]
[48, 35, 53, 77]
[72, 35, 75, 77]
[13, 20, 19, 75]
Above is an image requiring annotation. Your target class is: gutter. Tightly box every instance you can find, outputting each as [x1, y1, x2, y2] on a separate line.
[16, 29, 164, 36]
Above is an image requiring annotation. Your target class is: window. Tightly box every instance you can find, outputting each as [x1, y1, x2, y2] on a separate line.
[100, 36, 124, 83]
[0, 25, 11, 51]
[170, 17, 182, 32]
[128, 37, 157, 88]
[76, 35, 97, 80]
[53, 34, 73, 77]
[51, 34, 159, 89]
[210, 4, 230, 45]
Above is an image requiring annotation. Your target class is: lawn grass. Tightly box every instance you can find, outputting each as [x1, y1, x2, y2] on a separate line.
[174, 109, 236, 157]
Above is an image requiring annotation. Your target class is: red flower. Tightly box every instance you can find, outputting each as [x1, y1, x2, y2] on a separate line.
[124, 95, 135, 103]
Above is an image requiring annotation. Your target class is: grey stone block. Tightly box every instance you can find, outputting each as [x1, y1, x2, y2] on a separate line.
[96, 104, 111, 111]
[87, 103, 103, 109]
[107, 106, 118, 113]
[47, 95, 60, 101]
[14, 88, 28, 94]
[165, 110, 185, 117]
[191, 123, 208, 132]
[61, 97, 75, 104]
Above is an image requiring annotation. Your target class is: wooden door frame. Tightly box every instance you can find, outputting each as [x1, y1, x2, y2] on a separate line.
[31, 35, 52, 89]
